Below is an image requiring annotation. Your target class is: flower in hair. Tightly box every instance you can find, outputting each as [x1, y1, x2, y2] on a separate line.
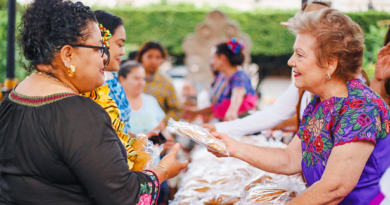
[99, 23, 112, 47]
[227, 37, 244, 54]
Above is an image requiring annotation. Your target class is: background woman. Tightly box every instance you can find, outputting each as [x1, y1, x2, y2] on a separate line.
[209, 9, 390, 204]
[136, 41, 183, 124]
[0, 1, 187, 204]
[192, 39, 257, 122]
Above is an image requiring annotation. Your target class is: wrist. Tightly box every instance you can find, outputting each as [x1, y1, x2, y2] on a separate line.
[156, 164, 168, 181]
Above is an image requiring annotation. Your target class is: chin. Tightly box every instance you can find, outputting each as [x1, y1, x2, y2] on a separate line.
[294, 81, 304, 89]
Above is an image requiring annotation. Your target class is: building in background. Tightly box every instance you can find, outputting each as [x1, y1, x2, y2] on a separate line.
[18, 0, 390, 12]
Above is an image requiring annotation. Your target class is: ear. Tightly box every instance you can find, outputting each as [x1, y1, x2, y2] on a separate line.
[60, 45, 74, 68]
[220, 54, 229, 63]
[327, 56, 338, 75]
[118, 75, 125, 83]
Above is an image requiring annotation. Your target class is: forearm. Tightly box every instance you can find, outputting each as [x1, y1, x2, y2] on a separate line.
[288, 181, 344, 205]
[227, 88, 245, 113]
[233, 142, 299, 175]
[197, 107, 213, 115]
[370, 77, 390, 105]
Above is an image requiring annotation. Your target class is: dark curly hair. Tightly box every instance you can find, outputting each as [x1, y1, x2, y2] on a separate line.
[18, 0, 96, 72]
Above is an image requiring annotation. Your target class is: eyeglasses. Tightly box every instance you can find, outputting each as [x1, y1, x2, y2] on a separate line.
[70, 44, 110, 66]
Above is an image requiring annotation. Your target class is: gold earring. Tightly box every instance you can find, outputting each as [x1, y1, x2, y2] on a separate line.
[68, 65, 76, 77]
[326, 73, 331, 80]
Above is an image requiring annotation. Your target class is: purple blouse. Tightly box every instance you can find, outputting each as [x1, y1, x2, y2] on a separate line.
[297, 79, 390, 204]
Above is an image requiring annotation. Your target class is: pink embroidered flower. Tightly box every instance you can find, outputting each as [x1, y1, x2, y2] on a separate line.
[356, 114, 371, 126]
[335, 123, 342, 132]
[307, 142, 314, 153]
[322, 98, 334, 113]
[138, 194, 152, 205]
[350, 80, 364, 89]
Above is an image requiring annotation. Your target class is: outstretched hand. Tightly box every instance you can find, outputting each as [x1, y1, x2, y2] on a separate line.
[207, 132, 241, 158]
[375, 42, 390, 81]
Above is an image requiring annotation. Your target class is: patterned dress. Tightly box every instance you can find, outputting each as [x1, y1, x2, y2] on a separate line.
[298, 79, 390, 204]
[209, 70, 257, 120]
[106, 73, 132, 134]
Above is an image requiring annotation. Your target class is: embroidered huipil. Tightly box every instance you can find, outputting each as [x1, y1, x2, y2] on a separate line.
[297, 79, 390, 204]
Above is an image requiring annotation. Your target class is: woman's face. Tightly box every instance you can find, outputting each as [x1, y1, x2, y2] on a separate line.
[120, 67, 146, 96]
[212, 53, 227, 73]
[70, 22, 108, 93]
[141, 48, 164, 74]
[105, 25, 126, 72]
[288, 33, 328, 92]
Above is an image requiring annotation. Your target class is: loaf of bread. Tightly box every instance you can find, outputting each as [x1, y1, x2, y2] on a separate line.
[177, 127, 227, 154]
[248, 188, 297, 203]
[132, 151, 151, 171]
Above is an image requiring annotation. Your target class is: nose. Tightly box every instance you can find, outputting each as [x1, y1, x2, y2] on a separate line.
[103, 51, 109, 65]
[120, 46, 125, 56]
[287, 54, 295, 68]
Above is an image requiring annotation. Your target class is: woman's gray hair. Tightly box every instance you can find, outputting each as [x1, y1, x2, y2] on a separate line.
[287, 8, 365, 81]
[118, 61, 144, 78]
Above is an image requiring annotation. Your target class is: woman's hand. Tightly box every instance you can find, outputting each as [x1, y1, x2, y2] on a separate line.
[375, 42, 390, 81]
[224, 109, 238, 121]
[207, 132, 241, 158]
[202, 124, 216, 132]
[158, 143, 188, 179]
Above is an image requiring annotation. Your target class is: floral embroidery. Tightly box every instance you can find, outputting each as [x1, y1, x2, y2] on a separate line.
[298, 79, 390, 168]
[137, 170, 160, 205]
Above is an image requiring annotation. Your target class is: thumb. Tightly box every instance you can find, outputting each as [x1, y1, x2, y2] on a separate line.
[168, 143, 181, 157]
[181, 160, 189, 169]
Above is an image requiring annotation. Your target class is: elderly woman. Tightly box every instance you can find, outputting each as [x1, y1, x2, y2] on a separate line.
[0, 0, 187, 204]
[210, 9, 390, 204]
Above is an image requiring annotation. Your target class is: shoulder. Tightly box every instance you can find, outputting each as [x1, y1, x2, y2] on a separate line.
[346, 79, 386, 108]
[231, 70, 250, 81]
[142, 94, 161, 106]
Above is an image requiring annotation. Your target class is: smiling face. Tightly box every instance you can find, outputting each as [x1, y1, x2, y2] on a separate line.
[69, 22, 108, 93]
[288, 33, 328, 93]
[105, 25, 126, 72]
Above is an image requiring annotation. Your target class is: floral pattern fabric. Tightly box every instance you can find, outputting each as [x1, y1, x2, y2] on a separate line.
[297, 79, 390, 205]
[106, 72, 132, 134]
[138, 170, 160, 205]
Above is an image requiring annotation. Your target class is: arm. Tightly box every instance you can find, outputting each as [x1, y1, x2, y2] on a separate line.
[288, 141, 375, 205]
[224, 87, 246, 121]
[370, 43, 390, 105]
[211, 132, 303, 175]
[214, 83, 300, 136]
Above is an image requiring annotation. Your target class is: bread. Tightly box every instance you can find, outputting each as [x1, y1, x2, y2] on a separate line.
[132, 151, 151, 171]
[177, 127, 227, 153]
[132, 135, 148, 152]
[203, 194, 240, 205]
[248, 189, 297, 203]
[244, 174, 273, 191]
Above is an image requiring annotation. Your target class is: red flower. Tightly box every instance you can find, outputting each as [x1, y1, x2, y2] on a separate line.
[314, 136, 324, 152]
[350, 99, 364, 109]
[340, 106, 348, 115]
[302, 130, 311, 144]
[385, 119, 390, 134]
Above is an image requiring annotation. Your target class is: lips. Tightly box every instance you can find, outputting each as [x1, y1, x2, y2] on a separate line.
[293, 71, 301, 78]
[100, 67, 105, 74]
[116, 58, 121, 63]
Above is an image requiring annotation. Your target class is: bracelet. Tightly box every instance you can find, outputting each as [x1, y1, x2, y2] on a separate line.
[157, 164, 168, 181]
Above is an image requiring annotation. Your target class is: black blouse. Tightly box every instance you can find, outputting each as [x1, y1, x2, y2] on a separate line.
[0, 91, 160, 205]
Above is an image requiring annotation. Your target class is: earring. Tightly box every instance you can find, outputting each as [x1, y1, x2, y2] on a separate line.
[68, 65, 76, 77]
[326, 73, 331, 80]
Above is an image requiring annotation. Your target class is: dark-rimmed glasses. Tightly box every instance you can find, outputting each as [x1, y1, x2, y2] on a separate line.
[70, 44, 110, 66]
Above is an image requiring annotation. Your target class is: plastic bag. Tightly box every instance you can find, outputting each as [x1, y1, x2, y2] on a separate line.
[201, 191, 243, 205]
[242, 187, 297, 205]
[168, 118, 228, 156]
[131, 134, 163, 171]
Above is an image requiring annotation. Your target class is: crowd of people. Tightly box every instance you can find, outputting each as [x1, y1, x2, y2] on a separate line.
[0, 0, 390, 204]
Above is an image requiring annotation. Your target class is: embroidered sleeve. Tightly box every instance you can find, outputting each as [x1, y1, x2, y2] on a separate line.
[137, 170, 161, 205]
[332, 96, 387, 146]
[230, 72, 247, 90]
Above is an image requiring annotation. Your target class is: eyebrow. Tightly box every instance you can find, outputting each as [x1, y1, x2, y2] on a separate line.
[117, 39, 126, 43]
[294, 48, 306, 54]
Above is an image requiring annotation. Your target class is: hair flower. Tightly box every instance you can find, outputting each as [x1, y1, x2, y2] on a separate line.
[98, 23, 112, 47]
[227, 37, 244, 54]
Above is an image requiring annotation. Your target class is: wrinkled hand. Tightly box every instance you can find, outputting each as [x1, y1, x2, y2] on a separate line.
[207, 132, 240, 158]
[375, 42, 390, 81]
[224, 110, 238, 121]
[159, 143, 189, 179]
[202, 124, 216, 132]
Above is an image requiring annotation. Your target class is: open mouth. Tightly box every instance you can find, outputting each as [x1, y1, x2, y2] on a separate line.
[293, 71, 301, 77]
[100, 67, 105, 74]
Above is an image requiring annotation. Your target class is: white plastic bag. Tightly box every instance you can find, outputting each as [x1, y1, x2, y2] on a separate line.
[131, 134, 162, 171]
[168, 118, 229, 156]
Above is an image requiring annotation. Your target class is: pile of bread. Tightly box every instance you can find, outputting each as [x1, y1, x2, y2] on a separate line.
[171, 136, 306, 205]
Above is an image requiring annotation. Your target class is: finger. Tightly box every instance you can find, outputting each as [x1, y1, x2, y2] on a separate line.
[180, 160, 189, 169]
[168, 143, 181, 156]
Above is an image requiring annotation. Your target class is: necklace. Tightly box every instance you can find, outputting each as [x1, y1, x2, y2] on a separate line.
[35, 72, 78, 94]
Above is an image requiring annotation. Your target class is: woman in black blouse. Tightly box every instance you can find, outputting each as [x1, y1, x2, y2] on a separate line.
[0, 0, 187, 204]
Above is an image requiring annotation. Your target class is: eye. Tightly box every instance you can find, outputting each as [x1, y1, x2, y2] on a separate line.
[297, 52, 303, 58]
